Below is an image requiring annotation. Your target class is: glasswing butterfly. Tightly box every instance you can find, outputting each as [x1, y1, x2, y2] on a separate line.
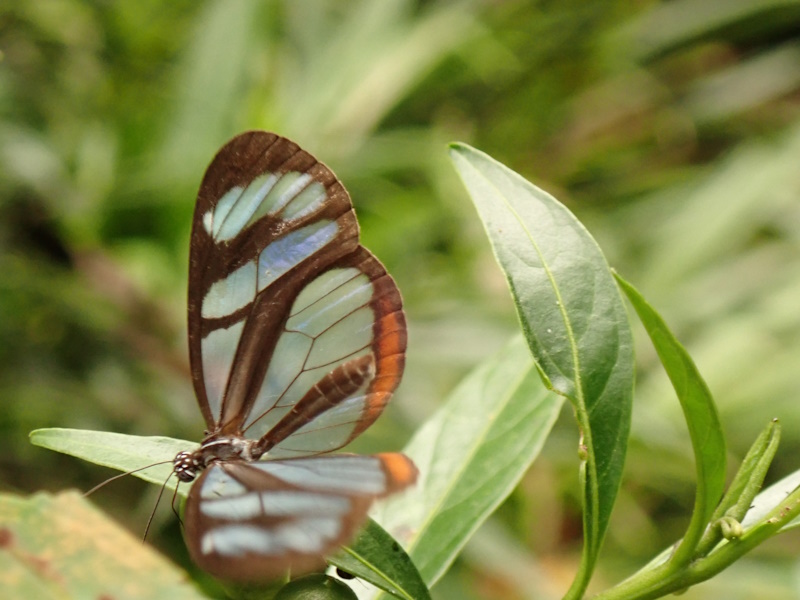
[172, 131, 417, 581]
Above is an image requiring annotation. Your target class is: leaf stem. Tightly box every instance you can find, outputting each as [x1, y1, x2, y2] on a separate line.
[593, 485, 800, 600]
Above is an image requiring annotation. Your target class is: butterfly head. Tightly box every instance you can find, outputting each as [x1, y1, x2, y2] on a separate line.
[173, 451, 201, 483]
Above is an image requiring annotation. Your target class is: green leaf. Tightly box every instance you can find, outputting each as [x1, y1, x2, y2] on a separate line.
[695, 419, 779, 557]
[29, 428, 195, 494]
[372, 336, 563, 589]
[331, 519, 431, 600]
[615, 273, 726, 565]
[449, 143, 634, 598]
[595, 462, 800, 600]
[718, 420, 780, 522]
[0, 491, 208, 599]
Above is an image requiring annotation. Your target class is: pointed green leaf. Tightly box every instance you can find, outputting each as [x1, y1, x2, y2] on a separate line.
[449, 143, 634, 597]
[615, 274, 726, 565]
[331, 519, 431, 600]
[371, 336, 563, 590]
[29, 428, 195, 494]
[695, 419, 779, 557]
[717, 420, 779, 522]
[0, 491, 207, 599]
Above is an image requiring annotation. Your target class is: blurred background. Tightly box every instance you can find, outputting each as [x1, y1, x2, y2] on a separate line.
[2, 1, 800, 598]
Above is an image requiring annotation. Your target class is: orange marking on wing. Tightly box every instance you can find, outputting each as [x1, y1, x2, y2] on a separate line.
[376, 311, 405, 337]
[374, 366, 403, 394]
[372, 355, 404, 395]
[358, 392, 390, 429]
[377, 452, 418, 492]
[376, 328, 405, 360]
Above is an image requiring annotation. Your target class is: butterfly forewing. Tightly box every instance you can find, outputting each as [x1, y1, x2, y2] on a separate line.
[184, 453, 417, 581]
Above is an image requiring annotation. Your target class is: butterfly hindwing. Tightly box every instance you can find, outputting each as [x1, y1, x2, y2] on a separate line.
[184, 453, 417, 581]
[187, 132, 405, 451]
[245, 248, 406, 457]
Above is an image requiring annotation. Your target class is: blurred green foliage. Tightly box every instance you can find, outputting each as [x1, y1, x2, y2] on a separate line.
[2, 1, 800, 598]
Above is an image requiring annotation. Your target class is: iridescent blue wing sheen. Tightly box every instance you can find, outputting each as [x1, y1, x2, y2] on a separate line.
[184, 453, 417, 581]
[187, 132, 406, 451]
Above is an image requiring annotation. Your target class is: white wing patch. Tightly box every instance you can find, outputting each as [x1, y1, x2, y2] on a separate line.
[200, 490, 350, 520]
[215, 173, 278, 241]
[201, 320, 245, 421]
[255, 456, 388, 495]
[244, 172, 312, 228]
[202, 260, 257, 319]
[203, 184, 244, 237]
[280, 180, 327, 220]
[256, 220, 339, 291]
[201, 519, 342, 556]
[202, 171, 329, 243]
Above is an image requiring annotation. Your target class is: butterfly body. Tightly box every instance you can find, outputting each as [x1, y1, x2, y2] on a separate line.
[173, 437, 258, 483]
[174, 131, 415, 581]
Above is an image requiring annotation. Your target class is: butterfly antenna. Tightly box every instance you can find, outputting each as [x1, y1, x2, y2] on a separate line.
[83, 459, 173, 497]
[143, 470, 174, 542]
[170, 481, 184, 528]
